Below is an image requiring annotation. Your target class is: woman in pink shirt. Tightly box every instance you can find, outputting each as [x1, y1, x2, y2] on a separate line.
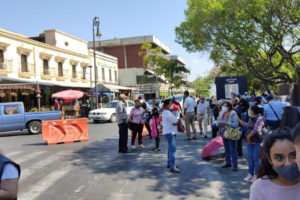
[129, 100, 145, 149]
[250, 127, 300, 200]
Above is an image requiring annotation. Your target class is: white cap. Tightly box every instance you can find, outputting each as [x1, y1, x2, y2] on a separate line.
[120, 94, 126, 98]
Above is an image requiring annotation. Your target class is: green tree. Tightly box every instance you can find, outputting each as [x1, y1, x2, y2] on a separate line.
[138, 43, 190, 94]
[190, 76, 211, 97]
[175, 0, 300, 93]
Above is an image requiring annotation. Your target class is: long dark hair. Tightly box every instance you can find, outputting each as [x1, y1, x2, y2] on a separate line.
[250, 105, 264, 116]
[257, 127, 293, 179]
[163, 99, 171, 109]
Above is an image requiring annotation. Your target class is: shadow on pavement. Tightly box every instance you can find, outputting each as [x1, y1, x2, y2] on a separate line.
[0, 130, 29, 137]
[71, 132, 250, 200]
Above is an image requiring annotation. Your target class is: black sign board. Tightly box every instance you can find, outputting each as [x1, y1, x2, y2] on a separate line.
[215, 76, 248, 100]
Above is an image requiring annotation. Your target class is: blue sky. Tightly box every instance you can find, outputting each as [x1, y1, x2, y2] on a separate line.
[0, 0, 214, 81]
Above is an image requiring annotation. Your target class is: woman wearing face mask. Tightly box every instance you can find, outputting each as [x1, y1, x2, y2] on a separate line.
[238, 105, 264, 183]
[162, 99, 180, 173]
[129, 100, 145, 149]
[250, 127, 300, 200]
[217, 102, 240, 171]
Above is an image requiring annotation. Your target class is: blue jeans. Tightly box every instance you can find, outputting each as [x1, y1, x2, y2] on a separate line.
[223, 137, 238, 167]
[247, 143, 260, 175]
[165, 134, 176, 169]
[211, 123, 219, 138]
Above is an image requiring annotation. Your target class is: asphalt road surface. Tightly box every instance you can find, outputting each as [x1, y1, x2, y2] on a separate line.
[0, 121, 251, 200]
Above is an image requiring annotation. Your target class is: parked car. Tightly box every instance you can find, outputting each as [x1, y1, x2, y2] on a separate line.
[0, 102, 62, 135]
[147, 99, 162, 109]
[88, 100, 135, 123]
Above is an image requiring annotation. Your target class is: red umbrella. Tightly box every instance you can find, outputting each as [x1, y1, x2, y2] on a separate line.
[201, 136, 224, 159]
[52, 90, 84, 100]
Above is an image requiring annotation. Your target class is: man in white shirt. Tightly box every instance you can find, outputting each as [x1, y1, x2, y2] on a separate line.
[183, 91, 197, 140]
[116, 94, 130, 153]
[197, 96, 210, 138]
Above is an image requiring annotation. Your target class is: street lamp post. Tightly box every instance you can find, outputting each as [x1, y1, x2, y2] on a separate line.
[93, 16, 101, 109]
[88, 65, 93, 109]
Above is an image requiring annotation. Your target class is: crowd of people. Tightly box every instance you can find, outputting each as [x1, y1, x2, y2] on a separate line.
[2, 90, 300, 199]
[115, 89, 300, 199]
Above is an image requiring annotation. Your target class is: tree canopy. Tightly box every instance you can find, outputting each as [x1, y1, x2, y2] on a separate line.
[138, 43, 190, 92]
[176, 0, 300, 92]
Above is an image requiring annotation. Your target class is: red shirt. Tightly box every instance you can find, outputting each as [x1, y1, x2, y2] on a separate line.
[172, 103, 180, 111]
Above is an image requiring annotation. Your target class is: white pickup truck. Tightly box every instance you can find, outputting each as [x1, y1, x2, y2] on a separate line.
[88, 100, 134, 123]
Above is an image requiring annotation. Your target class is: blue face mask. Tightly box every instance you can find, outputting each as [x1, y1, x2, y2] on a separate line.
[272, 165, 300, 181]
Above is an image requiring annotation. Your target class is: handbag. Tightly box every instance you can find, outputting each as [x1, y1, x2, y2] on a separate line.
[151, 116, 158, 138]
[224, 113, 241, 140]
[177, 119, 185, 132]
[128, 121, 134, 130]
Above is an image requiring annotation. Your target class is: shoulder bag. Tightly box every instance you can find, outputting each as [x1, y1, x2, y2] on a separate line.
[224, 112, 241, 140]
[177, 119, 185, 132]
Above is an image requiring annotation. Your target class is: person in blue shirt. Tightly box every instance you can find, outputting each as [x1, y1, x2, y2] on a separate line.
[0, 153, 20, 200]
[263, 94, 288, 130]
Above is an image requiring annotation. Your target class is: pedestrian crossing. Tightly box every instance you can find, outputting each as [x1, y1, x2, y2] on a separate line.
[21, 165, 72, 200]
[4, 147, 122, 200]
[3, 149, 74, 200]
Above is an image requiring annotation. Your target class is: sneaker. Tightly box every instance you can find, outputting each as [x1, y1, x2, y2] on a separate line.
[204, 135, 208, 138]
[152, 147, 161, 152]
[250, 175, 257, 183]
[221, 164, 232, 168]
[131, 145, 136, 149]
[170, 168, 181, 173]
[139, 144, 145, 148]
[244, 174, 253, 182]
[200, 132, 203, 135]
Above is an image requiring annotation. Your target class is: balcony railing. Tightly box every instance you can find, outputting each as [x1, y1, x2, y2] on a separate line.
[71, 73, 79, 82]
[0, 59, 13, 72]
[18, 63, 34, 73]
[56, 70, 69, 81]
[44, 69, 51, 76]
[40, 67, 55, 80]
[18, 63, 34, 78]
[72, 73, 78, 79]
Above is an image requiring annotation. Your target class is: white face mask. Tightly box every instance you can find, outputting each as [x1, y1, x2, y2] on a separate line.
[169, 105, 174, 110]
[222, 106, 228, 112]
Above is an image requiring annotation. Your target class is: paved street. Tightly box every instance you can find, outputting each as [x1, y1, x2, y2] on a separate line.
[0, 121, 251, 200]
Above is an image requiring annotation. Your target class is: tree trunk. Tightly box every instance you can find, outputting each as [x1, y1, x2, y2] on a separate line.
[290, 82, 300, 106]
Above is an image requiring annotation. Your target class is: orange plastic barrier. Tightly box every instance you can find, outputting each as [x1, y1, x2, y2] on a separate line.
[42, 118, 89, 145]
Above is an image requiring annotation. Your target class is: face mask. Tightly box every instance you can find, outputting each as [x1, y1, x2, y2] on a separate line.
[221, 106, 228, 112]
[248, 111, 251, 117]
[272, 165, 300, 181]
[169, 105, 174, 110]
